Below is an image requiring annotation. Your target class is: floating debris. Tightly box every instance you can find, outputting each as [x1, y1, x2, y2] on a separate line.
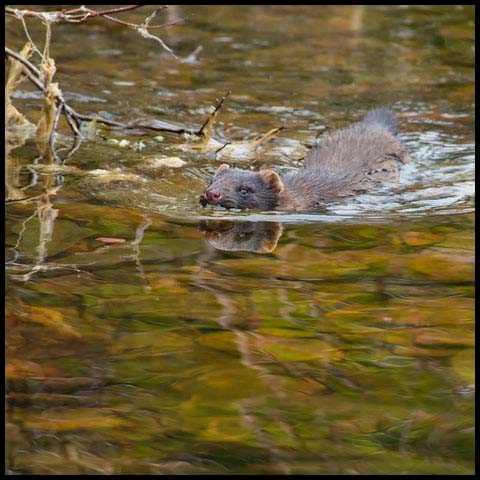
[95, 237, 126, 244]
[143, 156, 187, 168]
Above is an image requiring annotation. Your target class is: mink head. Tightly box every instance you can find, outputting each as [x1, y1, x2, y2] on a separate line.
[200, 164, 284, 210]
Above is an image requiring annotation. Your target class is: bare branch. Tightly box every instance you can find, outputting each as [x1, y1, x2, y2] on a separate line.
[49, 102, 63, 152]
[5, 6, 145, 22]
[5, 6, 177, 29]
[5, 46, 201, 136]
[63, 5, 148, 20]
[197, 90, 232, 136]
[5, 46, 41, 78]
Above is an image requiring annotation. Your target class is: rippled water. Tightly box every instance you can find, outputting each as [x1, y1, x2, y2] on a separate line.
[6, 5, 474, 475]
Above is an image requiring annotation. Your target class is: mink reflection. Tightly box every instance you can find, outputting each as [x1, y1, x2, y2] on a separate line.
[200, 220, 283, 254]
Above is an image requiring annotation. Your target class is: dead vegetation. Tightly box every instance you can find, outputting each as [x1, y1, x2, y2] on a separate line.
[5, 5, 284, 204]
[5, 6, 194, 150]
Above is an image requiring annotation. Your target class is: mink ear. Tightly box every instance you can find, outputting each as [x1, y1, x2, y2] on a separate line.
[215, 163, 230, 175]
[259, 170, 284, 193]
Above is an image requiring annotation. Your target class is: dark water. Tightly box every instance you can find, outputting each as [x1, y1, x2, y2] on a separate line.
[5, 5, 474, 475]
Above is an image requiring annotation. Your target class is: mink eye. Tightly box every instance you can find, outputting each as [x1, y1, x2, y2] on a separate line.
[239, 187, 251, 195]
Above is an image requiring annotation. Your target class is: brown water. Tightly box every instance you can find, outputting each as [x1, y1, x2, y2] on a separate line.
[5, 5, 474, 475]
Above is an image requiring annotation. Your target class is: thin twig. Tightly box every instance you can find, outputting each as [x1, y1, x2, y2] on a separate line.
[63, 5, 147, 20]
[6, 6, 179, 57]
[63, 108, 81, 137]
[49, 101, 63, 153]
[141, 18, 186, 30]
[6, 46, 199, 135]
[137, 8, 177, 57]
[63, 135, 84, 164]
[197, 90, 232, 136]
[5, 46, 41, 77]
[20, 16, 43, 58]
[6, 6, 143, 21]
[5, 6, 178, 29]
[215, 142, 231, 154]
[7, 50, 81, 137]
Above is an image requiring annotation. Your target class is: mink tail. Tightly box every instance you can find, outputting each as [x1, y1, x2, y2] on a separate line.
[361, 108, 399, 136]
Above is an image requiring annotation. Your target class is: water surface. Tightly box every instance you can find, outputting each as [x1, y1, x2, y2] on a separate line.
[5, 5, 474, 475]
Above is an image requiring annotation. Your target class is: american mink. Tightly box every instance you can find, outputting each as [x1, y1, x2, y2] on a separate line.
[199, 108, 411, 211]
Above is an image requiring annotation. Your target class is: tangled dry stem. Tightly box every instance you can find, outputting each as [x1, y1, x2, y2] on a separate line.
[4, 4, 215, 150]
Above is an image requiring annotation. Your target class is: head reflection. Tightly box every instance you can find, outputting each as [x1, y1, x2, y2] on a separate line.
[200, 220, 283, 253]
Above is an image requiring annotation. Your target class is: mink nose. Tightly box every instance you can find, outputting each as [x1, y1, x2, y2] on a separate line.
[205, 189, 222, 205]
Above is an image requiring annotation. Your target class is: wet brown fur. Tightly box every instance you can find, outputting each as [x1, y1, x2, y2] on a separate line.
[200, 109, 411, 212]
